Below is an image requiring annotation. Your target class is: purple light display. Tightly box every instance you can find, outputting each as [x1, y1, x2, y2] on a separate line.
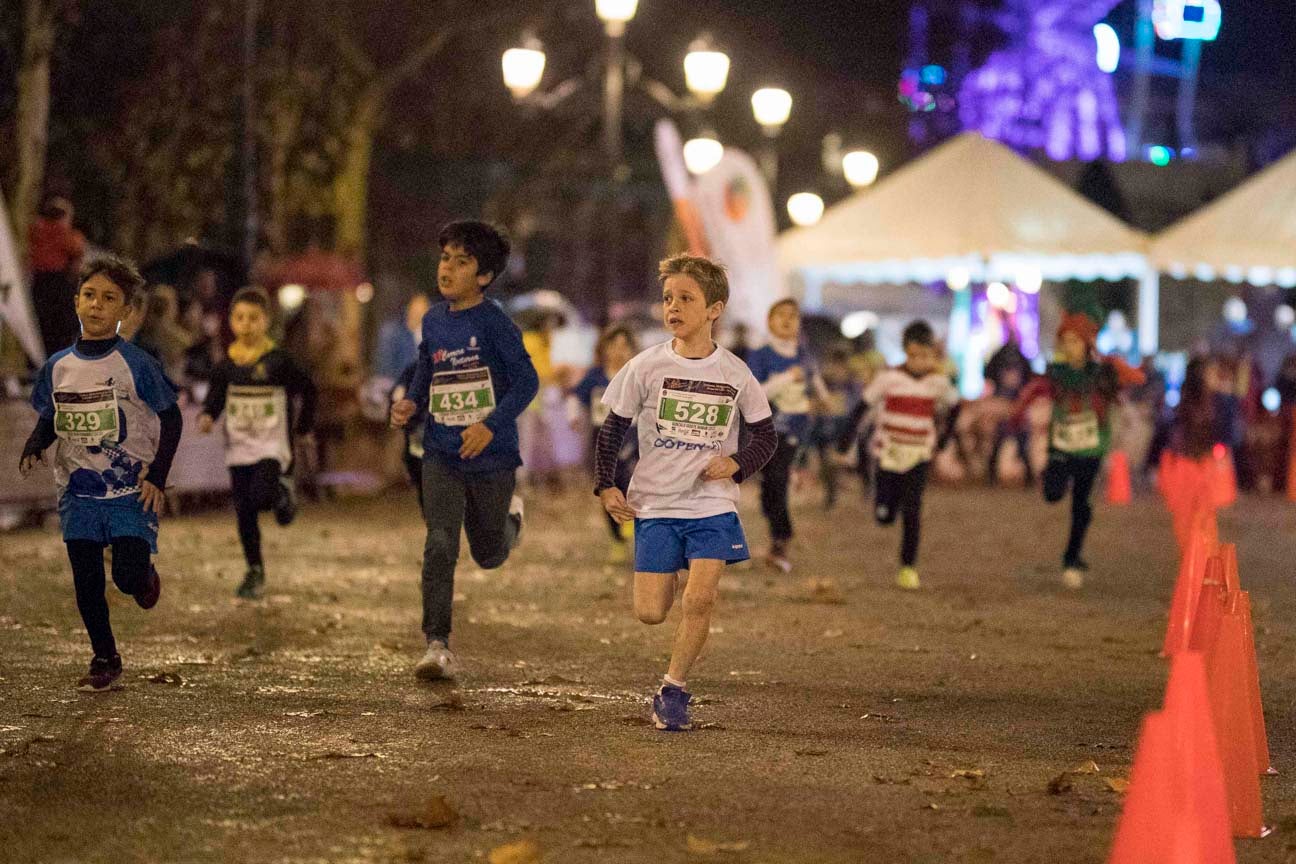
[957, 1, 1127, 162]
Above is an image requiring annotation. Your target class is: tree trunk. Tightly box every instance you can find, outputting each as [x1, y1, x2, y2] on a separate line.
[12, 0, 56, 263]
[331, 89, 381, 259]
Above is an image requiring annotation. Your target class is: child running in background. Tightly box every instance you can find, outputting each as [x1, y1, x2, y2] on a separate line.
[568, 324, 640, 564]
[19, 255, 181, 691]
[199, 288, 317, 599]
[745, 298, 819, 572]
[1015, 312, 1145, 589]
[596, 254, 776, 731]
[860, 321, 960, 590]
[807, 347, 857, 510]
[1158, 356, 1238, 555]
[390, 221, 538, 681]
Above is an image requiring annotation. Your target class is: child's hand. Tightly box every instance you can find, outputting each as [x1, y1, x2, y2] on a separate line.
[459, 422, 494, 459]
[600, 487, 636, 524]
[390, 398, 415, 428]
[198, 414, 214, 434]
[18, 451, 44, 477]
[138, 469, 166, 516]
[700, 456, 739, 482]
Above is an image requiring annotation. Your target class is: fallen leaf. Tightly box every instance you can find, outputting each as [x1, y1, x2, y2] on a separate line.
[1104, 777, 1130, 794]
[950, 769, 985, 779]
[686, 834, 751, 854]
[487, 838, 541, 864]
[387, 795, 459, 830]
[1071, 760, 1101, 775]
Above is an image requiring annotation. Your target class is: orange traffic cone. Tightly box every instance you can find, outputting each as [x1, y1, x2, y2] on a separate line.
[1164, 529, 1214, 657]
[1107, 450, 1133, 505]
[1219, 543, 1241, 595]
[1202, 593, 1268, 837]
[1235, 591, 1276, 776]
[1212, 445, 1238, 509]
[1188, 565, 1228, 654]
[1110, 654, 1236, 864]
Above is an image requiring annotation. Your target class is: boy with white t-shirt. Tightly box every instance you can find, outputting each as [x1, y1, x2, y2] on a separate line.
[595, 254, 777, 731]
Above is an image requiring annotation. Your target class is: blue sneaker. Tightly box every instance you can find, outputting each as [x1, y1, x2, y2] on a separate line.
[651, 684, 694, 731]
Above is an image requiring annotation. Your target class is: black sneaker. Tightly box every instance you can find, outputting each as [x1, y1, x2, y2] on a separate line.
[134, 564, 161, 610]
[236, 565, 266, 599]
[77, 654, 122, 692]
[273, 476, 297, 527]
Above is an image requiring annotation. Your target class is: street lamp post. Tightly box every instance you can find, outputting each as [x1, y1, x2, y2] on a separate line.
[751, 86, 792, 189]
[595, 0, 638, 172]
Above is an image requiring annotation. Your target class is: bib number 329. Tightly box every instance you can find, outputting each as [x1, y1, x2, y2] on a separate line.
[53, 388, 120, 446]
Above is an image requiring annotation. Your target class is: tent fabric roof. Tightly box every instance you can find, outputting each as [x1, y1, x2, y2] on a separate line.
[1149, 147, 1296, 287]
[776, 132, 1148, 283]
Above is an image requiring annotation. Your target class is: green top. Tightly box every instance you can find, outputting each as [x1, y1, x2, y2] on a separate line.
[1042, 361, 1119, 459]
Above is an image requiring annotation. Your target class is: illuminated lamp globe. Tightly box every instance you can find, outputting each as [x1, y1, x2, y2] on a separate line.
[1264, 388, 1281, 413]
[1223, 297, 1248, 325]
[842, 150, 880, 188]
[502, 37, 546, 99]
[751, 88, 792, 133]
[1276, 305, 1295, 329]
[355, 282, 374, 304]
[682, 134, 724, 175]
[595, 0, 638, 31]
[1016, 266, 1043, 295]
[987, 281, 1012, 309]
[278, 284, 306, 312]
[946, 266, 971, 292]
[787, 192, 825, 227]
[684, 37, 730, 102]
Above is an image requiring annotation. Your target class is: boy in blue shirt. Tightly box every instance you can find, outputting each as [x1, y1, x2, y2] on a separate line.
[390, 221, 539, 680]
[20, 255, 182, 691]
[596, 254, 777, 731]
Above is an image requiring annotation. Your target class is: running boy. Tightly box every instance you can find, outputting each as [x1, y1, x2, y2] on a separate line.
[596, 254, 777, 731]
[198, 287, 317, 599]
[745, 298, 819, 573]
[1015, 312, 1144, 589]
[861, 320, 960, 590]
[390, 221, 538, 680]
[569, 324, 639, 564]
[19, 255, 181, 691]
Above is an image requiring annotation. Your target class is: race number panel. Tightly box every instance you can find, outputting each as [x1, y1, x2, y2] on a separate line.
[53, 388, 120, 446]
[656, 377, 738, 443]
[1052, 410, 1101, 453]
[430, 367, 496, 427]
[226, 385, 287, 438]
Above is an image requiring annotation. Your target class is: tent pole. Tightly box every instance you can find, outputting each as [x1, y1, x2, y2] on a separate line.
[1137, 268, 1160, 356]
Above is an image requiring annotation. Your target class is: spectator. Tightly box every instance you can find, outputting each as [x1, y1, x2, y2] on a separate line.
[27, 195, 86, 355]
[374, 292, 430, 381]
[133, 285, 192, 385]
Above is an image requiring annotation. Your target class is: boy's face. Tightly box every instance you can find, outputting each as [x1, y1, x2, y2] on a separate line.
[1059, 331, 1088, 366]
[438, 243, 491, 305]
[903, 341, 939, 376]
[604, 332, 634, 369]
[768, 302, 800, 341]
[75, 273, 130, 340]
[230, 301, 270, 344]
[662, 274, 721, 342]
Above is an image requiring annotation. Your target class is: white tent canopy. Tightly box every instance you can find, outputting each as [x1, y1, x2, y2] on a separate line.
[777, 132, 1148, 285]
[1150, 146, 1296, 288]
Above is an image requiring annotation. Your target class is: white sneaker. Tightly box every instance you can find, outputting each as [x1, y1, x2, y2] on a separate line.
[1061, 568, 1085, 590]
[509, 495, 525, 544]
[414, 640, 458, 680]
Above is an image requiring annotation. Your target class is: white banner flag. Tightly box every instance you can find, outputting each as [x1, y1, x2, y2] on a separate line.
[0, 188, 44, 364]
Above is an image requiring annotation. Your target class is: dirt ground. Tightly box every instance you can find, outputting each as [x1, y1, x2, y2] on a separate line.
[3, 476, 1296, 863]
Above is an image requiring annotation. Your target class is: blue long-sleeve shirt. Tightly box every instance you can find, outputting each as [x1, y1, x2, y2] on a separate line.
[747, 343, 815, 441]
[407, 299, 539, 473]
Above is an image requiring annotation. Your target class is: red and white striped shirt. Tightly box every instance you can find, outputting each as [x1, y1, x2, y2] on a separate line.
[864, 367, 960, 472]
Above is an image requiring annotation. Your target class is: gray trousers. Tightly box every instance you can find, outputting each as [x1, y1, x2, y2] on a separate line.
[420, 457, 518, 643]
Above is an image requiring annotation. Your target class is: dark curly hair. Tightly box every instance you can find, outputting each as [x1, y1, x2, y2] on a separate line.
[438, 221, 511, 286]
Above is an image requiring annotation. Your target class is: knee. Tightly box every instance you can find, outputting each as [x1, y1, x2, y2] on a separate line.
[635, 604, 670, 625]
[472, 547, 510, 571]
[422, 528, 458, 564]
[681, 587, 717, 620]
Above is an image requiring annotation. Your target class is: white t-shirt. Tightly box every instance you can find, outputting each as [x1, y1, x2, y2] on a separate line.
[602, 340, 771, 520]
[864, 367, 960, 473]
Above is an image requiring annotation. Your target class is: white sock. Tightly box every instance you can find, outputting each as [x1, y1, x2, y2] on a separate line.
[663, 674, 686, 689]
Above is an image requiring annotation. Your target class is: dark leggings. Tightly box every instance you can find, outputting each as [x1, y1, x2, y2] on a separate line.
[760, 433, 799, 542]
[66, 538, 151, 658]
[874, 462, 930, 567]
[229, 460, 282, 568]
[1042, 455, 1102, 567]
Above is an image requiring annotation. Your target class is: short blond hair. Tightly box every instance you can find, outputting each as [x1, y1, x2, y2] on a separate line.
[658, 253, 729, 307]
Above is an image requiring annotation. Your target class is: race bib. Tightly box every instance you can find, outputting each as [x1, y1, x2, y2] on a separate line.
[591, 386, 611, 427]
[879, 437, 932, 473]
[656, 377, 737, 443]
[772, 376, 810, 415]
[430, 367, 495, 427]
[53, 388, 119, 446]
[1052, 411, 1101, 453]
[226, 385, 286, 438]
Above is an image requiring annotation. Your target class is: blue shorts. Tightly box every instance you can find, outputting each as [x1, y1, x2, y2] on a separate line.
[634, 512, 750, 573]
[59, 493, 159, 553]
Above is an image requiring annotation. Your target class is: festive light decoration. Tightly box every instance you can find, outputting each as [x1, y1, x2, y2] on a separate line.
[1093, 23, 1121, 73]
[787, 192, 825, 227]
[1153, 0, 1222, 41]
[502, 37, 546, 99]
[957, 1, 1127, 162]
[842, 151, 880, 188]
[1147, 144, 1174, 166]
[682, 134, 724, 175]
[840, 310, 880, 339]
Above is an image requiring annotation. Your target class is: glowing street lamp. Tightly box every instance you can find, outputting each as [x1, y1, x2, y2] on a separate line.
[682, 133, 724, 175]
[751, 88, 792, 134]
[502, 35, 546, 99]
[842, 150, 880, 188]
[787, 192, 824, 227]
[595, 0, 638, 35]
[684, 35, 729, 103]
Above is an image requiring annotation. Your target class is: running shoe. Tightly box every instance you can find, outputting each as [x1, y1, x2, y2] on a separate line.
[1061, 567, 1085, 590]
[77, 654, 122, 692]
[414, 640, 458, 681]
[896, 566, 921, 590]
[765, 540, 792, 574]
[509, 495, 525, 545]
[134, 564, 161, 609]
[236, 565, 265, 599]
[651, 683, 694, 731]
[273, 475, 298, 526]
